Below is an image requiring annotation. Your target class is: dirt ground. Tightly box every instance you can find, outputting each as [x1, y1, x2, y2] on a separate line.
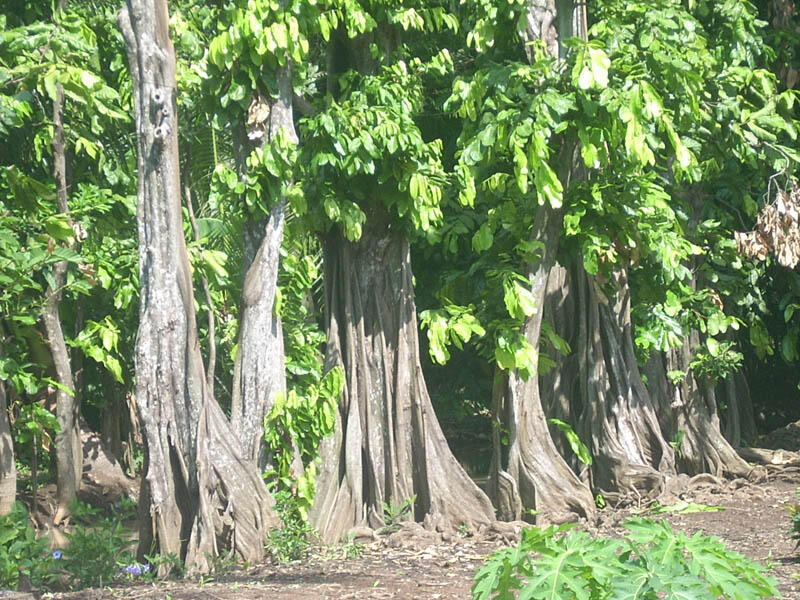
[28, 464, 799, 600]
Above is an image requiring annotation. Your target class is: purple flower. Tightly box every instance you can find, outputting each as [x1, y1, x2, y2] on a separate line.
[142, 563, 151, 573]
[123, 564, 143, 576]
[52, 551, 63, 560]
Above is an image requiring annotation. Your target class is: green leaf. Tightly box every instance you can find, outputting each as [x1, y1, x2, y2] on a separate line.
[548, 418, 592, 465]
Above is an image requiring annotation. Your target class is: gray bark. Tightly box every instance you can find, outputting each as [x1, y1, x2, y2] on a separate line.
[119, 0, 278, 574]
[721, 371, 758, 446]
[642, 193, 750, 479]
[488, 0, 596, 523]
[44, 4, 82, 520]
[490, 204, 596, 522]
[230, 65, 296, 468]
[564, 266, 676, 502]
[643, 345, 751, 478]
[310, 211, 495, 542]
[0, 370, 15, 515]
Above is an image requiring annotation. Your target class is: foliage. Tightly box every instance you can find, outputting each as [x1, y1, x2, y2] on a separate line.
[266, 488, 316, 562]
[58, 500, 136, 589]
[338, 534, 366, 559]
[0, 502, 58, 590]
[547, 419, 592, 466]
[378, 494, 417, 534]
[644, 501, 725, 516]
[787, 489, 800, 549]
[472, 518, 779, 600]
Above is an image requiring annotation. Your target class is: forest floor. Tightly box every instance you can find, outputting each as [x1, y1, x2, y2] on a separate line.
[30, 465, 800, 600]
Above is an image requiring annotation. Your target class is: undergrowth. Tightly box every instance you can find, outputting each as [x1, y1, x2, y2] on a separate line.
[473, 518, 779, 600]
[266, 488, 316, 562]
[0, 498, 177, 591]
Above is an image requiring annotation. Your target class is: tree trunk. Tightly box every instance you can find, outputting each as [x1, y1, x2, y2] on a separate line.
[230, 66, 295, 470]
[44, 4, 82, 520]
[562, 265, 676, 502]
[720, 371, 758, 446]
[643, 343, 751, 478]
[488, 0, 596, 523]
[310, 211, 495, 542]
[490, 207, 596, 522]
[0, 371, 15, 515]
[119, 1, 278, 574]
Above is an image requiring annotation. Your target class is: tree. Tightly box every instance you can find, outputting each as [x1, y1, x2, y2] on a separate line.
[448, 0, 598, 522]
[119, 0, 277, 573]
[304, 3, 496, 542]
[42, 0, 83, 523]
[0, 368, 14, 516]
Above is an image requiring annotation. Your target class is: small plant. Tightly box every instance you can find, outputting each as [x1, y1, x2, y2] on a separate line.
[669, 429, 686, 459]
[58, 501, 135, 589]
[473, 519, 778, 600]
[0, 501, 58, 590]
[787, 489, 800, 547]
[266, 489, 315, 562]
[340, 534, 366, 559]
[378, 494, 417, 534]
[142, 551, 183, 579]
[547, 419, 592, 465]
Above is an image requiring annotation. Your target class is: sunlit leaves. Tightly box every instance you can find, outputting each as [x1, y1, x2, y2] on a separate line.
[420, 305, 486, 365]
[301, 62, 446, 238]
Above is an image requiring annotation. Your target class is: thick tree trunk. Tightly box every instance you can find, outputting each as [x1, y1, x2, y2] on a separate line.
[310, 212, 495, 542]
[562, 266, 676, 502]
[642, 190, 751, 479]
[44, 13, 82, 520]
[643, 343, 751, 478]
[230, 65, 295, 468]
[490, 208, 596, 522]
[119, 1, 278, 574]
[720, 371, 758, 446]
[488, 0, 596, 523]
[0, 374, 15, 515]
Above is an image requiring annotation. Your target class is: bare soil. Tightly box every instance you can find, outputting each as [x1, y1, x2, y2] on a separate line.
[31, 465, 799, 600]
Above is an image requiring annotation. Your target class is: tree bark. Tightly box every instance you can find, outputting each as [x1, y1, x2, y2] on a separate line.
[230, 65, 295, 469]
[643, 344, 751, 478]
[119, 0, 278, 574]
[490, 207, 596, 522]
[720, 371, 758, 446]
[310, 210, 495, 542]
[488, 0, 596, 523]
[0, 366, 15, 515]
[558, 265, 676, 502]
[45, 1, 82, 521]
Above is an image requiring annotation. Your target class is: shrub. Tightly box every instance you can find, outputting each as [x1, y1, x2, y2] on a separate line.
[266, 489, 315, 562]
[473, 518, 778, 600]
[0, 501, 57, 590]
[58, 501, 135, 589]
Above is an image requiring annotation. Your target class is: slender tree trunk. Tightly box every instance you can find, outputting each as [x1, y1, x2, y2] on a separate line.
[119, 1, 278, 574]
[230, 65, 295, 469]
[183, 152, 216, 398]
[490, 206, 596, 522]
[0, 353, 16, 515]
[489, 0, 596, 523]
[310, 210, 495, 542]
[45, 0, 82, 521]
